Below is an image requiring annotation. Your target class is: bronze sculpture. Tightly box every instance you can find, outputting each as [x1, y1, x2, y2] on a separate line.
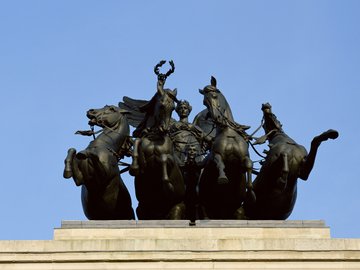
[63, 60, 339, 221]
[169, 100, 204, 166]
[119, 60, 186, 219]
[63, 105, 135, 220]
[244, 103, 339, 219]
[197, 77, 256, 219]
[169, 100, 205, 221]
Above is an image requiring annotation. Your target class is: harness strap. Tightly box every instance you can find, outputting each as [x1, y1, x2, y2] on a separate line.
[249, 141, 267, 159]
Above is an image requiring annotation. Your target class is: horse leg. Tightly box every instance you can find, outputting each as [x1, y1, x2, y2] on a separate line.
[63, 148, 76, 179]
[214, 153, 229, 184]
[160, 153, 174, 193]
[63, 148, 85, 186]
[129, 138, 141, 176]
[167, 202, 186, 220]
[277, 153, 289, 190]
[300, 129, 339, 180]
[243, 156, 256, 204]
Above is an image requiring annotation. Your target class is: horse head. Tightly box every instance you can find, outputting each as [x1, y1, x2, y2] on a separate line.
[261, 103, 284, 137]
[87, 105, 127, 129]
[199, 76, 233, 125]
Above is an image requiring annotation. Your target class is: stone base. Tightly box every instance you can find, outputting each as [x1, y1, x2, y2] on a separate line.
[0, 220, 360, 269]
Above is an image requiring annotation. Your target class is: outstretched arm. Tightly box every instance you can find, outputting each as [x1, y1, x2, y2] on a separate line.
[154, 59, 175, 94]
[157, 75, 166, 95]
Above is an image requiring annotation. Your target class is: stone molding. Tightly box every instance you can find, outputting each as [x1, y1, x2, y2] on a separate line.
[0, 220, 359, 269]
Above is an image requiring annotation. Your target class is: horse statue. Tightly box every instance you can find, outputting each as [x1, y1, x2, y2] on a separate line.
[244, 103, 339, 220]
[63, 105, 135, 220]
[197, 76, 256, 219]
[119, 60, 186, 219]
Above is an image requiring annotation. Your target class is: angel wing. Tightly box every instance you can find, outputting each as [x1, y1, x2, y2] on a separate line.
[118, 96, 149, 128]
[120, 95, 179, 137]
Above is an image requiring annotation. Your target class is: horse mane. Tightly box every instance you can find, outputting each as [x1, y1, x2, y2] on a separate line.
[217, 91, 235, 122]
[210, 91, 250, 134]
[263, 112, 284, 134]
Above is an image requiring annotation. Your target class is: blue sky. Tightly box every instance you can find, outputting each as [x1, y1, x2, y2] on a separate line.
[0, 1, 359, 240]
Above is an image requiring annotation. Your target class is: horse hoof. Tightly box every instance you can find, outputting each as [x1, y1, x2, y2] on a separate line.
[63, 170, 73, 179]
[217, 176, 229, 185]
[63, 148, 76, 179]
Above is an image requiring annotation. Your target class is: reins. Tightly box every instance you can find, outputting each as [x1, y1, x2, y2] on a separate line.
[249, 117, 264, 139]
[248, 141, 267, 159]
[86, 105, 271, 174]
[86, 112, 134, 174]
[211, 106, 267, 160]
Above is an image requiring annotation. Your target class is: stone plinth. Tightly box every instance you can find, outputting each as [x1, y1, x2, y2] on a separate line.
[0, 220, 360, 269]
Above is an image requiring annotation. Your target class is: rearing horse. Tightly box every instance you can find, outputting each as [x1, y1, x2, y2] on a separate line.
[63, 105, 135, 220]
[119, 60, 186, 220]
[244, 103, 338, 219]
[198, 77, 255, 219]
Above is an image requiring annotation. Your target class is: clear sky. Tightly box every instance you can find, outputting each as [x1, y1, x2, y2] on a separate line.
[0, 1, 359, 240]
